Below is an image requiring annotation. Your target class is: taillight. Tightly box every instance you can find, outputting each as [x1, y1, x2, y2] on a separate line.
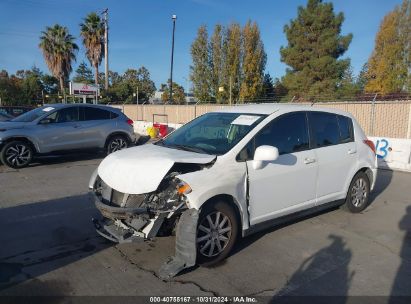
[126, 119, 134, 126]
[363, 139, 376, 154]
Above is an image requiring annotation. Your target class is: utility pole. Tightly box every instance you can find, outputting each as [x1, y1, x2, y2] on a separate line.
[102, 8, 109, 91]
[169, 15, 177, 104]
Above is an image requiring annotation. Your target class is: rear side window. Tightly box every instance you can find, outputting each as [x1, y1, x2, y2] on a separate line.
[81, 107, 112, 121]
[254, 112, 309, 155]
[337, 115, 354, 143]
[309, 112, 340, 148]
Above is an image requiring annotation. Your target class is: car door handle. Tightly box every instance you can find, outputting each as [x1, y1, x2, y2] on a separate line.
[304, 158, 316, 164]
[348, 149, 357, 155]
[73, 124, 81, 128]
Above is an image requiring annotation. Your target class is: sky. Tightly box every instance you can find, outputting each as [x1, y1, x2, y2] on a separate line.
[0, 0, 403, 89]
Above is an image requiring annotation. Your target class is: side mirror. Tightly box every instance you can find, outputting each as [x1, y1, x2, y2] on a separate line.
[39, 118, 52, 125]
[252, 145, 279, 170]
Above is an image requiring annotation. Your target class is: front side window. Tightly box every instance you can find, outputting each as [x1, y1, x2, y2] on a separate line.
[52, 107, 79, 123]
[254, 112, 310, 155]
[156, 112, 266, 155]
[309, 112, 340, 148]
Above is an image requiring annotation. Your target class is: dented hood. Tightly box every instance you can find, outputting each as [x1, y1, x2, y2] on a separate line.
[97, 143, 216, 194]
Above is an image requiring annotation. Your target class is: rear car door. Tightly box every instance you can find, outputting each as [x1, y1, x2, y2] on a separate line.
[246, 112, 318, 225]
[308, 112, 357, 205]
[79, 106, 114, 148]
[37, 106, 84, 152]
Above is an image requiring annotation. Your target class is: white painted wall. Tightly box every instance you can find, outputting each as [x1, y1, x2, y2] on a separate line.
[369, 137, 411, 172]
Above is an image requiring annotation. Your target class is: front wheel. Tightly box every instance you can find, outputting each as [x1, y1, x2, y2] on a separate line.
[106, 135, 129, 154]
[196, 201, 238, 266]
[342, 172, 370, 213]
[0, 140, 33, 169]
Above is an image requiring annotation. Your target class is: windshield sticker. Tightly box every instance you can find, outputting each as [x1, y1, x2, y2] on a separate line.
[42, 107, 55, 112]
[231, 115, 261, 126]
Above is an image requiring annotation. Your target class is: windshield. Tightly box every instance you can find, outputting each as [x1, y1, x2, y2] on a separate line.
[156, 112, 266, 155]
[11, 106, 54, 123]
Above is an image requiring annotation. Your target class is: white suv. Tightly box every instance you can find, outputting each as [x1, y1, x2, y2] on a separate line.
[90, 104, 377, 277]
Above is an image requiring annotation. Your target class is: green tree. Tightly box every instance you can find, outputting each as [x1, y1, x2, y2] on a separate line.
[73, 61, 93, 84]
[280, 0, 352, 99]
[365, 1, 410, 94]
[210, 24, 224, 103]
[239, 21, 266, 102]
[80, 12, 105, 86]
[356, 63, 369, 92]
[190, 25, 212, 102]
[161, 81, 186, 104]
[273, 78, 289, 100]
[337, 64, 360, 98]
[222, 23, 242, 102]
[262, 73, 274, 98]
[39, 24, 78, 94]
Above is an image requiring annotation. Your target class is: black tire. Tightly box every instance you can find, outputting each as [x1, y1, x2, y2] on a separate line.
[196, 200, 239, 266]
[106, 135, 129, 154]
[342, 171, 370, 213]
[0, 140, 33, 169]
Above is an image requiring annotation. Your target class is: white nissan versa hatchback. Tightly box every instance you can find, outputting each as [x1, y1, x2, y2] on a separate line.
[90, 104, 377, 278]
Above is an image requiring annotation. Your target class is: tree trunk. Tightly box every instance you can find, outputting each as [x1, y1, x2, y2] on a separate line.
[95, 65, 99, 86]
[59, 77, 64, 96]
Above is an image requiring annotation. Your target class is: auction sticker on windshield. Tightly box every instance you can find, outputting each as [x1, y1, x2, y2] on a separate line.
[231, 115, 261, 126]
[42, 107, 55, 112]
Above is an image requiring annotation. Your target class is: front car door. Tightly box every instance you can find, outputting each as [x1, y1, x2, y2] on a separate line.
[246, 112, 318, 226]
[37, 106, 84, 152]
[307, 112, 357, 205]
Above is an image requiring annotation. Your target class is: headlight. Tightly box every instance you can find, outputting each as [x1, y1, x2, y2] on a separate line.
[176, 181, 192, 195]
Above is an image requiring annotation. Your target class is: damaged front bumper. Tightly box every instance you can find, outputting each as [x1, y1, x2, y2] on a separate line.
[91, 191, 181, 243]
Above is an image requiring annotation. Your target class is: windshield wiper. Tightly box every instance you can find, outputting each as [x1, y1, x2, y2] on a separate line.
[170, 144, 211, 154]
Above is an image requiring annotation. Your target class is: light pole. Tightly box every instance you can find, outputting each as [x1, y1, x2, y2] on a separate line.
[169, 14, 177, 104]
[102, 8, 109, 91]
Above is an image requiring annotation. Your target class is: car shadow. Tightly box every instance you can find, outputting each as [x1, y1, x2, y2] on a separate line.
[368, 168, 393, 206]
[389, 205, 411, 303]
[271, 234, 353, 303]
[0, 194, 112, 294]
[29, 152, 104, 167]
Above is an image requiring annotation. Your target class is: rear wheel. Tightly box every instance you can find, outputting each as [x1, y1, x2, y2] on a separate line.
[342, 172, 370, 213]
[196, 201, 238, 266]
[0, 140, 33, 169]
[106, 135, 129, 154]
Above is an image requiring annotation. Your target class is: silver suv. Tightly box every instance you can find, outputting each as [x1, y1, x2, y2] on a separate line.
[0, 104, 136, 168]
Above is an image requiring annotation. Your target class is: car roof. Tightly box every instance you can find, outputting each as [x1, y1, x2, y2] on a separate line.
[42, 103, 119, 111]
[213, 103, 353, 117]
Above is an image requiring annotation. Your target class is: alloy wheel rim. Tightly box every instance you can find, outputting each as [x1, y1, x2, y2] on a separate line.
[351, 178, 368, 207]
[5, 144, 31, 167]
[197, 211, 232, 257]
[109, 138, 127, 153]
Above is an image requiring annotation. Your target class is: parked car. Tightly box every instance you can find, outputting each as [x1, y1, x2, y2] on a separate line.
[0, 106, 34, 117]
[0, 104, 137, 168]
[0, 112, 13, 122]
[90, 104, 377, 276]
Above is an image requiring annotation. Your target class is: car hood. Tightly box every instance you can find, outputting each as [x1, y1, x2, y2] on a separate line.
[0, 121, 29, 130]
[97, 143, 216, 194]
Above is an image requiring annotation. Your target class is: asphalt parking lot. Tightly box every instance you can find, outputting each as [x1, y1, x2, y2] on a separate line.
[0, 153, 411, 300]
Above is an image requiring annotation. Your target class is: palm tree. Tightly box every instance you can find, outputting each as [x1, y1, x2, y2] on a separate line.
[80, 12, 105, 86]
[39, 24, 78, 95]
